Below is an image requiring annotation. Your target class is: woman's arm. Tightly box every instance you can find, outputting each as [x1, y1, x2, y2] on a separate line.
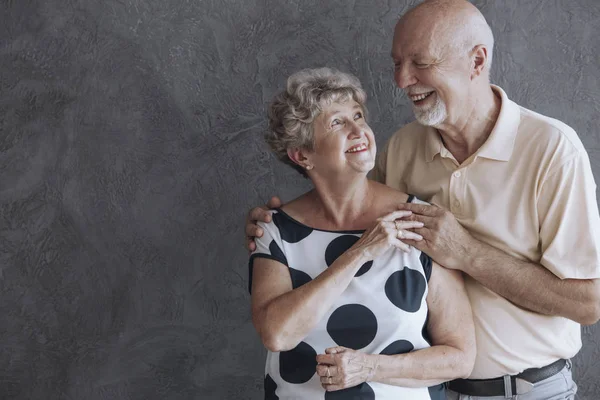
[369, 261, 476, 386]
[316, 261, 475, 391]
[251, 211, 422, 352]
[252, 250, 365, 352]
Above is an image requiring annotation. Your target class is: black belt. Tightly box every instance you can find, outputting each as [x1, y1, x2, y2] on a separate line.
[448, 359, 567, 397]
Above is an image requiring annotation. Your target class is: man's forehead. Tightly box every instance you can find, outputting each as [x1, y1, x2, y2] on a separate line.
[391, 37, 436, 59]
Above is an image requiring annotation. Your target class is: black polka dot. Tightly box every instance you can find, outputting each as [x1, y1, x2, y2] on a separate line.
[325, 235, 372, 276]
[327, 304, 377, 350]
[355, 261, 373, 277]
[264, 374, 279, 400]
[289, 267, 312, 289]
[273, 212, 313, 243]
[324, 383, 375, 399]
[422, 313, 432, 345]
[279, 341, 317, 384]
[420, 252, 433, 281]
[379, 340, 414, 355]
[428, 383, 446, 400]
[325, 235, 358, 266]
[269, 240, 288, 266]
[384, 267, 426, 312]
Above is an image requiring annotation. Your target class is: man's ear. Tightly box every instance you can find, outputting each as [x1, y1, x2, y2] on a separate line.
[287, 148, 313, 170]
[471, 45, 488, 79]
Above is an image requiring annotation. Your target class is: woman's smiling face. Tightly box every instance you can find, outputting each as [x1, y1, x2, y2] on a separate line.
[307, 99, 376, 177]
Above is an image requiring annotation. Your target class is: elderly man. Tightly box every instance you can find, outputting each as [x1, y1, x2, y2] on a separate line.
[245, 0, 600, 398]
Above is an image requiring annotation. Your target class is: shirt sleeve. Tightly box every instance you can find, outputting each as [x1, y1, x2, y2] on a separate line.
[538, 150, 600, 279]
[248, 218, 288, 293]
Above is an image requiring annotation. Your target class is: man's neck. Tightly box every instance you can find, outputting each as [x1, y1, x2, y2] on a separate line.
[436, 85, 501, 164]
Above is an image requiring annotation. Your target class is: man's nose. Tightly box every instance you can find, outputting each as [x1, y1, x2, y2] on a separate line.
[395, 64, 418, 89]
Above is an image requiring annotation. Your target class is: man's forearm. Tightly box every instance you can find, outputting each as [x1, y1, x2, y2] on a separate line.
[463, 238, 600, 325]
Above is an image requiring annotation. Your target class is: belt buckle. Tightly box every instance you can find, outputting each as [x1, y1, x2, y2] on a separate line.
[515, 378, 534, 394]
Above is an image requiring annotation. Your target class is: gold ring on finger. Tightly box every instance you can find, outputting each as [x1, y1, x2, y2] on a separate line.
[326, 366, 330, 377]
[329, 376, 333, 385]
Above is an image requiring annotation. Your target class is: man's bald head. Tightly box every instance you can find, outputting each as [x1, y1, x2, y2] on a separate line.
[397, 0, 494, 71]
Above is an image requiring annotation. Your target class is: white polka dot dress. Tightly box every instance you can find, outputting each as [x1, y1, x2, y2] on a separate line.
[249, 196, 445, 400]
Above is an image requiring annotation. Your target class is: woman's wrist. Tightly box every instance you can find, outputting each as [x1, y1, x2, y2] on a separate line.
[342, 247, 371, 269]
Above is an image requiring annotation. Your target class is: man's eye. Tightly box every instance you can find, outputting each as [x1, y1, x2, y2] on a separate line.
[415, 63, 430, 69]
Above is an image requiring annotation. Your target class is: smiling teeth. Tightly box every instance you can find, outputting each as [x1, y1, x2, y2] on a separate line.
[410, 92, 433, 102]
[347, 144, 367, 153]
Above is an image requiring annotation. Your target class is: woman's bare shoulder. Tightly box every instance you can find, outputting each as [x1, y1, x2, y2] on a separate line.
[368, 181, 410, 214]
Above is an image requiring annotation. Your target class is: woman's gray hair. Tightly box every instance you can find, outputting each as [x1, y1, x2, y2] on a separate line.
[266, 67, 368, 177]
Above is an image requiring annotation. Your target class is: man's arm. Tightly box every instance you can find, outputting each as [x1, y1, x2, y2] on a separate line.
[397, 149, 600, 324]
[465, 237, 600, 325]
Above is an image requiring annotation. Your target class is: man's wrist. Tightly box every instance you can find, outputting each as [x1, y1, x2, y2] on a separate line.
[461, 235, 485, 275]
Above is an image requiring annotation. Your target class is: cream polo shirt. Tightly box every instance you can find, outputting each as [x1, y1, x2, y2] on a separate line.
[371, 85, 600, 379]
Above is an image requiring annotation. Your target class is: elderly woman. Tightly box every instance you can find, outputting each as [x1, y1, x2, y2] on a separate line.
[249, 68, 475, 400]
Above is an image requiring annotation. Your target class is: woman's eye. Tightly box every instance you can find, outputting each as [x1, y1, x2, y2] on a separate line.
[354, 112, 363, 120]
[331, 119, 341, 127]
[415, 63, 429, 69]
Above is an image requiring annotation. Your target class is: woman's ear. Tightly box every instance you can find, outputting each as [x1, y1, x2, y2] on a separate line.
[287, 148, 313, 170]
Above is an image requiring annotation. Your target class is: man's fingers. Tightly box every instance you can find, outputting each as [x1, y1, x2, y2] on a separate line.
[402, 238, 426, 252]
[397, 202, 439, 216]
[245, 223, 263, 238]
[246, 237, 256, 253]
[249, 206, 272, 223]
[266, 196, 282, 209]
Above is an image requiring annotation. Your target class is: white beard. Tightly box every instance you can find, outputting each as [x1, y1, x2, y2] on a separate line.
[413, 94, 447, 127]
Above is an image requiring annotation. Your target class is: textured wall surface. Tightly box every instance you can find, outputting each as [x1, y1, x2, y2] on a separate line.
[1, 0, 599, 399]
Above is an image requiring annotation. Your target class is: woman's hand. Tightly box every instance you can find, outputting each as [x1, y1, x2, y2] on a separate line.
[350, 210, 423, 259]
[316, 346, 379, 391]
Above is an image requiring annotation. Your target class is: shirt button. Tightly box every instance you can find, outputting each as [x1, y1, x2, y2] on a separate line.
[454, 200, 461, 208]
[453, 171, 461, 178]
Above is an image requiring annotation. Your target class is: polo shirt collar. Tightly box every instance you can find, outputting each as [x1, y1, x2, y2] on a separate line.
[476, 85, 521, 162]
[424, 85, 521, 163]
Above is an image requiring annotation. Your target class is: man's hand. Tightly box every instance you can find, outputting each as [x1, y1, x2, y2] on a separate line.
[396, 202, 475, 270]
[245, 196, 282, 252]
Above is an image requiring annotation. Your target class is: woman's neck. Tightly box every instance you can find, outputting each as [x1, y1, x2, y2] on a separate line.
[308, 175, 374, 230]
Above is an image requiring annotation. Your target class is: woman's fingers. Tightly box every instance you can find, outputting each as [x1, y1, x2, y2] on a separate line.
[316, 364, 338, 377]
[397, 229, 423, 241]
[395, 220, 424, 230]
[380, 210, 413, 222]
[390, 237, 411, 253]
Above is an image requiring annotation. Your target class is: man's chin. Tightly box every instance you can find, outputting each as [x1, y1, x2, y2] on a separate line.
[414, 110, 446, 127]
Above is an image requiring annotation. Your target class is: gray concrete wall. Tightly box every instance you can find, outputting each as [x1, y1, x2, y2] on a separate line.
[1, 0, 599, 399]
